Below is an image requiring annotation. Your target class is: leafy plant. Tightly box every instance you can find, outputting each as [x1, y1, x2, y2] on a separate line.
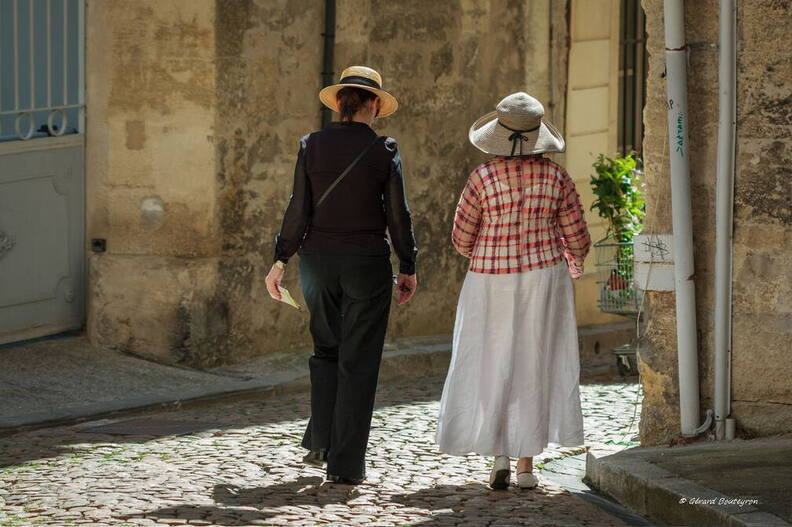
[590, 153, 645, 312]
[590, 153, 645, 243]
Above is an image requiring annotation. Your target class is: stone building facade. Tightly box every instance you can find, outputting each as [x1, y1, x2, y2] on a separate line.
[638, 0, 792, 444]
[6, 0, 788, 443]
[85, 0, 577, 367]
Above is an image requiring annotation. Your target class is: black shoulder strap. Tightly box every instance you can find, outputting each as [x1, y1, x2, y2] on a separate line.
[315, 136, 383, 208]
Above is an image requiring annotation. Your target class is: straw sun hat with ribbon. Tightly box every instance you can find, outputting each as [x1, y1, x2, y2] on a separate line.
[319, 66, 399, 118]
[469, 92, 565, 156]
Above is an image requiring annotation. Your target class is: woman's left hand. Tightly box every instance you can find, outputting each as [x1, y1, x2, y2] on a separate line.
[568, 263, 583, 279]
[564, 250, 583, 279]
[396, 273, 417, 305]
[265, 264, 286, 301]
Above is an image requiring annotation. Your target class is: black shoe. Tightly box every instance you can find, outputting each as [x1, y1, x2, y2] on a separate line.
[326, 473, 365, 485]
[302, 449, 328, 467]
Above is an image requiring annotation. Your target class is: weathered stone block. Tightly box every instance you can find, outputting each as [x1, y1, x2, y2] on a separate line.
[639, 0, 792, 442]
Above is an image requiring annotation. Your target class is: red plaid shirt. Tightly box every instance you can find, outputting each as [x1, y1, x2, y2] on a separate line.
[452, 155, 591, 276]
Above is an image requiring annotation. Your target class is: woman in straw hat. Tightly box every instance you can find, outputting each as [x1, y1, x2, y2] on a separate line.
[266, 66, 418, 485]
[436, 92, 591, 490]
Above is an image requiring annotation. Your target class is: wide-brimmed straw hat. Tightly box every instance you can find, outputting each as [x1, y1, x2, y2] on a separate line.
[469, 92, 565, 156]
[319, 66, 399, 118]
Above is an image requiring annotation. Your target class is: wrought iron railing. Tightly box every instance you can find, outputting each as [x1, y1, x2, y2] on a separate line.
[0, 0, 84, 142]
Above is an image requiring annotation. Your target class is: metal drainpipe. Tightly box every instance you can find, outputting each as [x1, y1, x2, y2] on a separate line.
[714, 0, 737, 440]
[321, 0, 336, 129]
[663, 0, 713, 437]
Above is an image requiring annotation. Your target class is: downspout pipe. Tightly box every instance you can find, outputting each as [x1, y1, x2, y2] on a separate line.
[663, 0, 712, 437]
[714, 0, 737, 440]
[321, 0, 336, 129]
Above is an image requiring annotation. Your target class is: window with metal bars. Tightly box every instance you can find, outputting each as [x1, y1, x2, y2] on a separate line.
[618, 0, 647, 156]
[0, 0, 83, 142]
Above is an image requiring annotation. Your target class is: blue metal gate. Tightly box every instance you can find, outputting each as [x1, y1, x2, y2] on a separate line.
[0, 0, 85, 343]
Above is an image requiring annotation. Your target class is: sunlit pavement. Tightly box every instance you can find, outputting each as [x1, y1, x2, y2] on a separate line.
[0, 377, 641, 526]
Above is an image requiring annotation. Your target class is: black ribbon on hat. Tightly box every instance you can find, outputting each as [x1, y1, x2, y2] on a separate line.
[339, 75, 382, 90]
[498, 121, 541, 156]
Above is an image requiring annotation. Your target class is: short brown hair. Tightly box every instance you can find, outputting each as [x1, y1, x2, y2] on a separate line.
[337, 87, 378, 121]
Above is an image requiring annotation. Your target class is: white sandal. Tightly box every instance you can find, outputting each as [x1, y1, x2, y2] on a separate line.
[489, 456, 511, 490]
[516, 471, 539, 489]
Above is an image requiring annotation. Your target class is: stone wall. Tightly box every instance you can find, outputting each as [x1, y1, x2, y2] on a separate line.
[85, 0, 223, 364]
[564, 0, 626, 327]
[639, 0, 792, 444]
[330, 0, 567, 339]
[86, 0, 568, 366]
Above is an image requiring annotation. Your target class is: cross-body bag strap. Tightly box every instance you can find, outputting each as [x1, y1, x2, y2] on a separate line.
[315, 135, 383, 208]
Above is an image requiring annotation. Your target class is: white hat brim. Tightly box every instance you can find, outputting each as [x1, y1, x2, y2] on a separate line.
[319, 84, 399, 118]
[468, 110, 565, 156]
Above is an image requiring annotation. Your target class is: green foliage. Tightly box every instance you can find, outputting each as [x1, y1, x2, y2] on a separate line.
[590, 153, 645, 242]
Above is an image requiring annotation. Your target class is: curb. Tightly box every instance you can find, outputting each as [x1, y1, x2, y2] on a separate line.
[585, 448, 791, 527]
[0, 342, 452, 438]
[539, 452, 655, 526]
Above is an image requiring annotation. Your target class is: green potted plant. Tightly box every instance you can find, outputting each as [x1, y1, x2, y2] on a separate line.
[590, 153, 645, 313]
[590, 153, 645, 243]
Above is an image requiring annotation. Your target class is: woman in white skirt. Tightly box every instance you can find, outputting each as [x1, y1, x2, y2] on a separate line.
[436, 92, 591, 490]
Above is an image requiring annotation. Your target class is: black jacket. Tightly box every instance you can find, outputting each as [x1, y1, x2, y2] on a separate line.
[274, 121, 418, 275]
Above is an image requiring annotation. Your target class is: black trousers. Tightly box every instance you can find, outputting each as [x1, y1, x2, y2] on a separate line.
[298, 253, 393, 479]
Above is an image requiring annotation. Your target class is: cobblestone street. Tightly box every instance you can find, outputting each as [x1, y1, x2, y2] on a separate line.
[1, 377, 642, 526]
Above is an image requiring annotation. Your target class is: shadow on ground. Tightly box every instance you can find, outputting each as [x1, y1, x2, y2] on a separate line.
[124, 479, 583, 526]
[123, 476, 365, 526]
[212, 476, 356, 507]
[0, 377, 444, 468]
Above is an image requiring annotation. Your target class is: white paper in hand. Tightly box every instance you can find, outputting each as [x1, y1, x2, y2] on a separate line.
[277, 286, 301, 310]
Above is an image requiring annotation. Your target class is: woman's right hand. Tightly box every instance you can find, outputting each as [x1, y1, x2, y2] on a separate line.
[396, 273, 417, 305]
[265, 264, 285, 301]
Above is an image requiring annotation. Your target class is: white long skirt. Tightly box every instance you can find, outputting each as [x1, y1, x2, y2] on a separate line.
[436, 262, 585, 458]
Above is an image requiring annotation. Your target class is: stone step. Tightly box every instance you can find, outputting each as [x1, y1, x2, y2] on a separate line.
[585, 442, 792, 527]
